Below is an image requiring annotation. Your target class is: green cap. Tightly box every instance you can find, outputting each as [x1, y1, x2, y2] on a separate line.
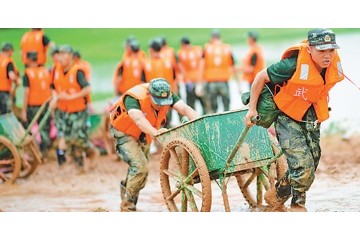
[50, 45, 59, 56]
[149, 78, 173, 106]
[59, 44, 74, 53]
[308, 28, 340, 50]
[2, 42, 14, 52]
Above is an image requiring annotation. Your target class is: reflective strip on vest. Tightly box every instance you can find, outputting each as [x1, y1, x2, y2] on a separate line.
[300, 64, 309, 80]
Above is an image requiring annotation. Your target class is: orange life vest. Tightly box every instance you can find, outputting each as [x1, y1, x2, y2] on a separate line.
[274, 41, 344, 122]
[178, 46, 203, 82]
[143, 57, 177, 93]
[242, 44, 266, 83]
[76, 59, 91, 81]
[20, 30, 47, 65]
[63, 63, 88, 113]
[52, 64, 68, 111]
[0, 57, 18, 92]
[25, 66, 52, 106]
[75, 59, 92, 103]
[203, 42, 233, 82]
[160, 46, 179, 73]
[113, 55, 144, 95]
[109, 83, 170, 144]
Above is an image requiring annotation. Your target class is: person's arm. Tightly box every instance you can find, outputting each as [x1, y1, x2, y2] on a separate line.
[22, 74, 30, 122]
[244, 68, 270, 127]
[172, 99, 200, 120]
[22, 87, 29, 122]
[128, 109, 159, 137]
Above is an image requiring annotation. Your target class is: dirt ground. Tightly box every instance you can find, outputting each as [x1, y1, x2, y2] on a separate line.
[0, 133, 359, 212]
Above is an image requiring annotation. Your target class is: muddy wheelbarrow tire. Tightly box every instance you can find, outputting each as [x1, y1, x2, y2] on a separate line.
[235, 134, 288, 209]
[18, 139, 41, 179]
[160, 138, 212, 212]
[0, 136, 21, 184]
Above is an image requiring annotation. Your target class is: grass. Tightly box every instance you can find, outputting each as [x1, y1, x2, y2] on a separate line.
[1, 28, 360, 105]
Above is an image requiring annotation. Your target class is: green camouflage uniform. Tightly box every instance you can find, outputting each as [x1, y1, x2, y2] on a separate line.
[25, 105, 51, 151]
[64, 109, 95, 167]
[54, 109, 67, 138]
[267, 54, 323, 206]
[205, 82, 230, 114]
[185, 83, 207, 115]
[0, 92, 11, 115]
[111, 126, 150, 207]
[112, 79, 180, 211]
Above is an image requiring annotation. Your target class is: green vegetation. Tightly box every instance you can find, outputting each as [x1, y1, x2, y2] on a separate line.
[1, 28, 359, 105]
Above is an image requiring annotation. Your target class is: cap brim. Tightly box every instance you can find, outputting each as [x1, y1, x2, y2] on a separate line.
[315, 43, 340, 50]
[151, 96, 173, 106]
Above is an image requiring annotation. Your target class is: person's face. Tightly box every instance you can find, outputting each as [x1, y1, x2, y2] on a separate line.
[52, 53, 60, 63]
[59, 52, 73, 68]
[307, 46, 336, 69]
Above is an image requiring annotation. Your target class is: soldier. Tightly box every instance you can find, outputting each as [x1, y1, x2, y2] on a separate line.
[0, 43, 20, 115]
[177, 36, 207, 114]
[73, 50, 92, 81]
[113, 40, 145, 96]
[245, 29, 344, 211]
[200, 29, 237, 114]
[237, 31, 266, 93]
[51, 45, 98, 171]
[143, 38, 177, 128]
[21, 52, 53, 155]
[20, 28, 54, 68]
[109, 78, 199, 211]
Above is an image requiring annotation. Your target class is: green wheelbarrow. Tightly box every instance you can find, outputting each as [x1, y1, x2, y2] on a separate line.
[0, 100, 51, 184]
[155, 109, 287, 212]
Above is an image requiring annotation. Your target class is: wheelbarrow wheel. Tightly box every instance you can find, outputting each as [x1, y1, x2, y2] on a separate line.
[18, 140, 41, 179]
[160, 138, 212, 212]
[235, 134, 288, 209]
[0, 136, 21, 184]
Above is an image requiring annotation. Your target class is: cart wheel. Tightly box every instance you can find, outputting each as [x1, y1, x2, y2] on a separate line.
[0, 136, 21, 184]
[235, 134, 288, 209]
[18, 140, 41, 179]
[160, 138, 212, 212]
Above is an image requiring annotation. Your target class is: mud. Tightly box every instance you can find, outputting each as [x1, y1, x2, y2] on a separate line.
[0, 134, 359, 212]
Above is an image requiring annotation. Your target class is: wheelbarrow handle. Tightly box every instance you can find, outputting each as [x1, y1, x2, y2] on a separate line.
[251, 115, 261, 123]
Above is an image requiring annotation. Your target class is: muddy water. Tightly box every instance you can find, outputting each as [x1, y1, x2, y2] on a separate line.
[1, 134, 359, 212]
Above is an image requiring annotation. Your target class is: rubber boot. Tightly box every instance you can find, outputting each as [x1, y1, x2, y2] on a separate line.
[57, 149, 66, 166]
[120, 181, 126, 202]
[264, 178, 291, 211]
[120, 194, 137, 212]
[287, 191, 307, 212]
[74, 156, 86, 173]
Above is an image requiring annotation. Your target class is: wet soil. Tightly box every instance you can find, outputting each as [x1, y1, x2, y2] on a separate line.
[0, 134, 359, 212]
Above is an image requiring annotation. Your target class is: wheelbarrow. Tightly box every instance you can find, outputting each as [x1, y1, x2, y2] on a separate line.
[155, 109, 287, 212]
[0, 100, 51, 184]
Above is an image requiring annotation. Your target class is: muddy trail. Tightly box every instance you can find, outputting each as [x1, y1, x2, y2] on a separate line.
[0, 134, 359, 212]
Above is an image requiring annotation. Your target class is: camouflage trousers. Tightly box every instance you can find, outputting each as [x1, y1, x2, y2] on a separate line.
[185, 82, 207, 115]
[0, 92, 11, 115]
[205, 82, 230, 114]
[54, 109, 67, 138]
[25, 105, 51, 151]
[110, 126, 150, 202]
[274, 112, 321, 205]
[64, 110, 94, 162]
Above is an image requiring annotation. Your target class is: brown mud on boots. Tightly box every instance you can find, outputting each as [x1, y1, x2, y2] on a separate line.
[264, 178, 291, 211]
[287, 191, 307, 212]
